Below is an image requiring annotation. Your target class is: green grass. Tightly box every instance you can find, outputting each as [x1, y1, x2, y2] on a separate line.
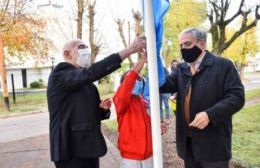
[0, 92, 48, 117]
[0, 92, 47, 105]
[0, 85, 114, 117]
[0, 100, 48, 117]
[245, 89, 260, 100]
[244, 72, 260, 76]
[232, 104, 260, 167]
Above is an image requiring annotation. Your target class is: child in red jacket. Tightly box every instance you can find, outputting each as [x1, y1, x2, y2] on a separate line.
[113, 56, 153, 168]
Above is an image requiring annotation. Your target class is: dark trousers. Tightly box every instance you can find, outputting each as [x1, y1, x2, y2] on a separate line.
[54, 157, 99, 168]
[185, 138, 229, 168]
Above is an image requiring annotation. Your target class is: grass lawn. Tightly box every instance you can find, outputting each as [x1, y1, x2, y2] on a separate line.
[232, 104, 260, 167]
[0, 92, 48, 117]
[0, 100, 48, 117]
[0, 83, 113, 117]
[245, 88, 260, 100]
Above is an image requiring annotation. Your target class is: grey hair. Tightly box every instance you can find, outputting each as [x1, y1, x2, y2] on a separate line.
[62, 39, 83, 54]
[179, 28, 207, 43]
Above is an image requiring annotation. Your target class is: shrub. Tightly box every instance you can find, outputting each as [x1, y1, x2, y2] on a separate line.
[30, 79, 44, 88]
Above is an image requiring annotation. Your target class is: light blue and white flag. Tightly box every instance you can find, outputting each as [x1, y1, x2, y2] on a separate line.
[143, 0, 170, 101]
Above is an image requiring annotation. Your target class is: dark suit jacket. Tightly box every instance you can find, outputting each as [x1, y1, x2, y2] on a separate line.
[47, 53, 122, 161]
[160, 51, 245, 161]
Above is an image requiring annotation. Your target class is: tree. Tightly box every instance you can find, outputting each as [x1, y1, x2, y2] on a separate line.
[0, 0, 52, 111]
[132, 10, 142, 60]
[88, 0, 102, 63]
[208, 0, 260, 55]
[115, 18, 134, 67]
[164, 0, 207, 67]
[75, 0, 103, 63]
[76, 0, 87, 39]
[0, 0, 52, 62]
[223, 23, 258, 80]
[114, 10, 142, 68]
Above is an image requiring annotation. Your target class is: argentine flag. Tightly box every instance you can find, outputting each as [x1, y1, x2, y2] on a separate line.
[143, 0, 170, 101]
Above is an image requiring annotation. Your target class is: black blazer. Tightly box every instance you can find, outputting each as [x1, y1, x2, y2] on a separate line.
[47, 53, 122, 161]
[160, 51, 245, 161]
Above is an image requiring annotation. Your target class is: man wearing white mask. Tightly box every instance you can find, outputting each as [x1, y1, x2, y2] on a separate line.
[47, 38, 146, 168]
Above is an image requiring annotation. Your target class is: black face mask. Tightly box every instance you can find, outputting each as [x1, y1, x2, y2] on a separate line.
[181, 45, 202, 63]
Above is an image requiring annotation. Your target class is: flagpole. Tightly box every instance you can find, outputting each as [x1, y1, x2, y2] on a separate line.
[143, 0, 163, 167]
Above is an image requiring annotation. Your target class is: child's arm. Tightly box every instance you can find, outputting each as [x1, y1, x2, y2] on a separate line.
[113, 54, 146, 115]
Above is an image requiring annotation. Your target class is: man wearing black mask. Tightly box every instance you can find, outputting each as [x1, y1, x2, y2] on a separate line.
[160, 28, 245, 168]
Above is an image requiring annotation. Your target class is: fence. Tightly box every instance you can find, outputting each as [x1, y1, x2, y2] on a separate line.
[0, 72, 49, 107]
[0, 71, 117, 109]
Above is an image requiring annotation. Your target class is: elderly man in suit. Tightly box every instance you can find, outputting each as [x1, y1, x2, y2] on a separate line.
[47, 37, 146, 168]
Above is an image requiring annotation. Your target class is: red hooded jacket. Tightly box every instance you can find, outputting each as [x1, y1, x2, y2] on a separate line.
[113, 70, 153, 160]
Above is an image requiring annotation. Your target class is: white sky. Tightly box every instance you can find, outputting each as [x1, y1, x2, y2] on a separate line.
[30, 0, 260, 63]
[30, 0, 142, 62]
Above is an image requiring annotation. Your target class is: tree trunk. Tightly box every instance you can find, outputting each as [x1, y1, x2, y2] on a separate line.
[127, 21, 133, 68]
[76, 0, 84, 39]
[133, 10, 142, 59]
[239, 65, 246, 81]
[0, 35, 10, 111]
[208, 0, 260, 55]
[88, 1, 101, 63]
[115, 19, 133, 68]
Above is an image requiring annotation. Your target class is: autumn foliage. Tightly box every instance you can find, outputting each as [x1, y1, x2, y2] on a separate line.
[0, 0, 52, 61]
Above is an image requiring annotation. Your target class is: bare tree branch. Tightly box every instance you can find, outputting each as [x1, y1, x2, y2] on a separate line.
[115, 19, 127, 47]
[222, 19, 257, 52]
[132, 9, 142, 36]
[224, 0, 244, 25]
[87, 0, 102, 63]
[256, 5, 260, 19]
[114, 18, 133, 67]
[208, 0, 260, 54]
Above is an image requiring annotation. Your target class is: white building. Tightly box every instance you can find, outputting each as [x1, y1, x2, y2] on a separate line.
[0, 64, 52, 91]
[244, 53, 260, 72]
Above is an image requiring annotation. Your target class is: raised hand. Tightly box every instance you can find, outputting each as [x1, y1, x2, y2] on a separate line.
[119, 36, 146, 60]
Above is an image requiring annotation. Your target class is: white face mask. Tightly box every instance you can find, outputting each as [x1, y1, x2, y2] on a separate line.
[76, 48, 91, 68]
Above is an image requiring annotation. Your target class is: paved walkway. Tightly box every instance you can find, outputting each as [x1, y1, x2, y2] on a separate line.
[1, 84, 258, 168]
[0, 112, 120, 168]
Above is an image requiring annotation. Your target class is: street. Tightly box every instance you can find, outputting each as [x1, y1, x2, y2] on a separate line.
[243, 73, 260, 90]
[0, 112, 120, 168]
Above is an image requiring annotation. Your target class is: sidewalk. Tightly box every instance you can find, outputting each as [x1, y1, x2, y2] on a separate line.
[0, 112, 120, 168]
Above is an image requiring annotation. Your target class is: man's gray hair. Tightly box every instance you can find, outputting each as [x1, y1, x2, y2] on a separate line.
[179, 28, 207, 43]
[63, 39, 83, 53]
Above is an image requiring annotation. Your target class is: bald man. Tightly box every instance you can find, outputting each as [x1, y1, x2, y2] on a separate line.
[47, 37, 146, 168]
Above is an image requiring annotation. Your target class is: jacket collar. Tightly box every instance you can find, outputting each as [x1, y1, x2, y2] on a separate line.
[199, 50, 214, 67]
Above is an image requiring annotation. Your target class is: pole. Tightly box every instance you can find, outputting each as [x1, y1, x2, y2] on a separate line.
[0, 34, 10, 111]
[11, 74, 16, 104]
[143, 0, 163, 167]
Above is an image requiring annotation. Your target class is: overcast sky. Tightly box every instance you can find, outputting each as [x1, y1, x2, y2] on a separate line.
[31, 0, 259, 62]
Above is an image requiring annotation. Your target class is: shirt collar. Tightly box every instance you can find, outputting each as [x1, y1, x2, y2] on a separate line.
[188, 51, 206, 69]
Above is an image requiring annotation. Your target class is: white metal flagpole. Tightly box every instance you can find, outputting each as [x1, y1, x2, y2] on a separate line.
[143, 0, 163, 167]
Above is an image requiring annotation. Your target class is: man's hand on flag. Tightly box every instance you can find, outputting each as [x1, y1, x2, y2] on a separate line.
[119, 36, 146, 60]
[128, 36, 147, 53]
